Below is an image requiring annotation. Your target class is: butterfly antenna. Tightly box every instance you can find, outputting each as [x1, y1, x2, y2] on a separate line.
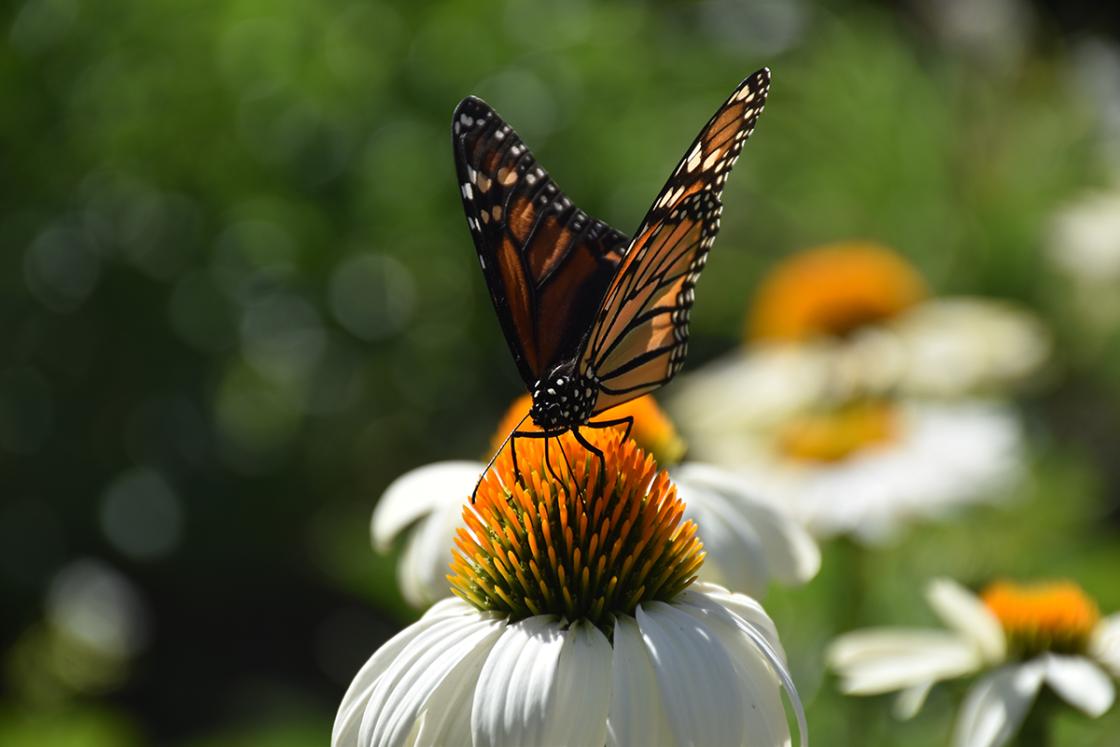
[471, 411, 532, 504]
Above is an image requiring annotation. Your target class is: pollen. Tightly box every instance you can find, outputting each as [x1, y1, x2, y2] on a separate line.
[449, 428, 704, 630]
[490, 394, 687, 468]
[981, 580, 1101, 657]
[777, 400, 899, 463]
[748, 242, 928, 342]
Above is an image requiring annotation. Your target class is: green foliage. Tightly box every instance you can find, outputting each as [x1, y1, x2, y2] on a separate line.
[1, 0, 1118, 744]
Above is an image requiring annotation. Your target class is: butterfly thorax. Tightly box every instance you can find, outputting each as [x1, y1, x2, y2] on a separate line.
[529, 365, 596, 432]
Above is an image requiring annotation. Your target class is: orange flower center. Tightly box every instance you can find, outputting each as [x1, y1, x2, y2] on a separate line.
[777, 400, 899, 462]
[490, 394, 687, 468]
[748, 242, 928, 341]
[981, 580, 1100, 657]
[451, 428, 703, 629]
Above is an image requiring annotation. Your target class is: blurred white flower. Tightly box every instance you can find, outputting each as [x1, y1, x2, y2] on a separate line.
[844, 298, 1050, 398]
[829, 578, 1119, 747]
[1046, 189, 1120, 331]
[745, 242, 1050, 399]
[1048, 190, 1120, 285]
[671, 360, 1022, 543]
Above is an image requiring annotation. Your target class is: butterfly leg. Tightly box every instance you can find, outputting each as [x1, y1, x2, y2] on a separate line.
[542, 435, 558, 485]
[584, 415, 635, 442]
[573, 426, 607, 488]
[509, 427, 564, 487]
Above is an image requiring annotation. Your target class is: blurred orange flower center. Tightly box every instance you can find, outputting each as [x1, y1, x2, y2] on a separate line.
[748, 242, 928, 341]
[777, 400, 899, 462]
[981, 580, 1100, 657]
[490, 394, 687, 468]
[450, 428, 703, 629]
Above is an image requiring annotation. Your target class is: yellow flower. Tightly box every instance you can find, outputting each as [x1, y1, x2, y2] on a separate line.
[777, 399, 899, 463]
[748, 241, 927, 341]
[981, 580, 1101, 658]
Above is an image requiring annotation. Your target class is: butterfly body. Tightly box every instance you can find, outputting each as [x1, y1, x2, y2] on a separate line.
[528, 364, 596, 432]
[453, 69, 771, 487]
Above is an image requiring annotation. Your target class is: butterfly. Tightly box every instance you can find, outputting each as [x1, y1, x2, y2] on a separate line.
[453, 68, 771, 489]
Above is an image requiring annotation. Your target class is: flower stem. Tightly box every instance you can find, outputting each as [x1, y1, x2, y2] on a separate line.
[833, 537, 876, 746]
[1016, 690, 1056, 747]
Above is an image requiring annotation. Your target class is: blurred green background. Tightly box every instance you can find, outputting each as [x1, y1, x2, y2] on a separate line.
[3, 0, 1120, 744]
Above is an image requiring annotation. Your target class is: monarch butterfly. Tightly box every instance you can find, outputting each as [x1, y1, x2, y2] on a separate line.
[453, 68, 771, 491]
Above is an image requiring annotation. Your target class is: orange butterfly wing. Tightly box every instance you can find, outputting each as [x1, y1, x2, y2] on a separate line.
[452, 96, 630, 388]
[582, 68, 771, 414]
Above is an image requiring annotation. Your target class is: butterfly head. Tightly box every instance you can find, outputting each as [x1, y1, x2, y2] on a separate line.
[529, 364, 595, 432]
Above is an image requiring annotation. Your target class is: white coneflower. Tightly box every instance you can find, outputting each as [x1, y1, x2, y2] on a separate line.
[673, 379, 1022, 544]
[670, 242, 1038, 543]
[1047, 189, 1120, 329]
[372, 395, 819, 607]
[336, 429, 806, 747]
[829, 577, 1120, 747]
[745, 241, 1049, 399]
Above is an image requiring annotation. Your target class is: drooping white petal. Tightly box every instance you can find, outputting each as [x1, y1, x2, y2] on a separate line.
[636, 601, 745, 747]
[674, 588, 794, 746]
[675, 463, 820, 591]
[471, 616, 565, 747]
[894, 681, 934, 720]
[828, 628, 984, 694]
[1042, 654, 1115, 717]
[540, 621, 613, 747]
[395, 489, 468, 607]
[608, 615, 674, 747]
[1091, 613, 1120, 678]
[359, 607, 505, 747]
[691, 582, 786, 659]
[927, 578, 1006, 662]
[674, 472, 770, 596]
[371, 461, 481, 551]
[953, 662, 1045, 747]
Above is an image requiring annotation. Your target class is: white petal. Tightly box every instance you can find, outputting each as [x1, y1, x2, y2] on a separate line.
[333, 610, 437, 746]
[1091, 613, 1120, 678]
[333, 598, 481, 747]
[689, 582, 786, 659]
[891, 298, 1050, 397]
[471, 616, 566, 747]
[927, 578, 1005, 662]
[953, 662, 1045, 747]
[1043, 654, 1115, 717]
[675, 463, 820, 589]
[540, 621, 613, 747]
[674, 589, 794, 746]
[371, 461, 481, 551]
[894, 682, 934, 720]
[395, 489, 465, 607]
[827, 628, 984, 694]
[360, 609, 505, 747]
[675, 473, 770, 596]
[635, 601, 745, 747]
[608, 615, 674, 747]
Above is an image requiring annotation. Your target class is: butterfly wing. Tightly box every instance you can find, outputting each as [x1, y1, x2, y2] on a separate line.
[581, 68, 771, 414]
[452, 96, 630, 388]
